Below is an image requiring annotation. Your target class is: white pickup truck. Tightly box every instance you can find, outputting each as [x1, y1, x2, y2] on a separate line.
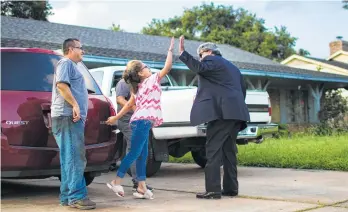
[90, 66, 278, 176]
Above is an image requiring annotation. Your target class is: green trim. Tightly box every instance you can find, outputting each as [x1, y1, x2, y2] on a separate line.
[83, 55, 188, 70]
[83, 55, 348, 84]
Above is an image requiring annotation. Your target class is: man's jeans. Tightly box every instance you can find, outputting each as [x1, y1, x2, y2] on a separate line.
[52, 116, 87, 205]
[117, 118, 137, 181]
[117, 120, 152, 181]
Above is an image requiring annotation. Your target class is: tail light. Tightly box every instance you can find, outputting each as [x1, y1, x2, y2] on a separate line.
[268, 97, 272, 116]
[105, 96, 116, 116]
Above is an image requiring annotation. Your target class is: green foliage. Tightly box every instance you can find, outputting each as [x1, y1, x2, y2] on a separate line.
[315, 89, 348, 135]
[298, 48, 311, 56]
[141, 3, 309, 61]
[272, 123, 291, 138]
[238, 134, 348, 171]
[1, 1, 53, 21]
[343, 0, 348, 10]
[170, 134, 348, 171]
[110, 23, 124, 32]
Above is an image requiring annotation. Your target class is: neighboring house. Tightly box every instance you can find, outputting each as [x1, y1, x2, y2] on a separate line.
[281, 39, 348, 98]
[2, 16, 348, 125]
[281, 39, 348, 76]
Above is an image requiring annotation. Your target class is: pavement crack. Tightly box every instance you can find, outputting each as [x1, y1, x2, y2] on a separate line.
[294, 205, 325, 212]
[294, 199, 348, 212]
[93, 182, 330, 206]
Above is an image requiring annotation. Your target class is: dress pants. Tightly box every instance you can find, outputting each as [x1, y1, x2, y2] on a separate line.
[204, 119, 241, 192]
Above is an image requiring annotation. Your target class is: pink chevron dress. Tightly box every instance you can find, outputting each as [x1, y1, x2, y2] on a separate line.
[130, 73, 163, 127]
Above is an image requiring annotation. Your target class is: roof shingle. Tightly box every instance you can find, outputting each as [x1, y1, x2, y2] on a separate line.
[1, 16, 278, 66]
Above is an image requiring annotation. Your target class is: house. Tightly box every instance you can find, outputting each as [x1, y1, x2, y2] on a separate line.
[281, 38, 348, 76]
[2, 16, 348, 125]
[281, 38, 348, 98]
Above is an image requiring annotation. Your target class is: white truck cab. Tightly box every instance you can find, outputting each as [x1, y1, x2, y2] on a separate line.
[90, 66, 199, 139]
[90, 66, 278, 176]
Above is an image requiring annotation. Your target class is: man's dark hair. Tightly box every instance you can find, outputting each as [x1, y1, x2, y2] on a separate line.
[62, 38, 80, 55]
[212, 50, 222, 57]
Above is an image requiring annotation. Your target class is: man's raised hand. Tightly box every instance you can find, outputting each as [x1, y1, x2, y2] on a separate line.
[179, 35, 185, 55]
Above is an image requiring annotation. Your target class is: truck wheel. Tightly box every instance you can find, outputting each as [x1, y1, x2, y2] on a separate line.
[146, 142, 162, 177]
[191, 149, 207, 168]
[58, 172, 95, 186]
[84, 173, 95, 186]
[127, 135, 162, 178]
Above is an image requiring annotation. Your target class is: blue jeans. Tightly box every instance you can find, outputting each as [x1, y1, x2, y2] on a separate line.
[117, 120, 152, 181]
[117, 118, 137, 181]
[52, 116, 87, 205]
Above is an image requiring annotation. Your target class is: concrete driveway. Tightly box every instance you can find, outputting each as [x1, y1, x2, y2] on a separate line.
[1, 163, 348, 212]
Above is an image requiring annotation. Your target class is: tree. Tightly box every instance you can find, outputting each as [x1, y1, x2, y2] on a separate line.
[110, 23, 124, 32]
[316, 89, 348, 135]
[343, 0, 348, 9]
[1, 1, 53, 21]
[141, 3, 309, 61]
[298, 48, 310, 56]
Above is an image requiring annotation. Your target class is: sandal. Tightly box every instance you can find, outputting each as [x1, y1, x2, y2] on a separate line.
[133, 189, 154, 200]
[106, 183, 124, 197]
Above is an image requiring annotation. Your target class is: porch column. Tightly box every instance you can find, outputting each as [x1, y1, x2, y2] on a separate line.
[279, 89, 288, 124]
[179, 72, 187, 86]
[257, 79, 262, 90]
[189, 75, 198, 86]
[245, 78, 255, 90]
[308, 84, 324, 123]
[245, 78, 271, 91]
[262, 80, 271, 91]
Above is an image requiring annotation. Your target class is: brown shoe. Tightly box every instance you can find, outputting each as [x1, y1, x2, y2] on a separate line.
[70, 198, 96, 210]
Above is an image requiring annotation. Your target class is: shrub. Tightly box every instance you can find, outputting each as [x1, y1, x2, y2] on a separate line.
[169, 134, 348, 171]
[315, 89, 348, 135]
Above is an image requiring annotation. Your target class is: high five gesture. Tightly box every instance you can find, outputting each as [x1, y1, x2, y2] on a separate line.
[159, 37, 174, 79]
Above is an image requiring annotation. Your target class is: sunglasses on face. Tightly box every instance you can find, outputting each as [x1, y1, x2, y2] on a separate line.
[73, 46, 84, 51]
[141, 65, 150, 71]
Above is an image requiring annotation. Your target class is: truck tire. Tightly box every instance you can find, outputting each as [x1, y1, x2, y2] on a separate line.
[146, 142, 162, 177]
[84, 173, 95, 186]
[58, 172, 95, 186]
[127, 135, 162, 177]
[191, 149, 207, 168]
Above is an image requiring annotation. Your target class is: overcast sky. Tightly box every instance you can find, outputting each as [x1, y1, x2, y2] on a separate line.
[48, 0, 348, 59]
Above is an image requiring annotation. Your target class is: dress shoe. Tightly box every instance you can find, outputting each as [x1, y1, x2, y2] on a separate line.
[222, 190, 238, 197]
[196, 192, 221, 199]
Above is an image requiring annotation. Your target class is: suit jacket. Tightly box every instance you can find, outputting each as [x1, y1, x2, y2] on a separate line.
[179, 51, 250, 131]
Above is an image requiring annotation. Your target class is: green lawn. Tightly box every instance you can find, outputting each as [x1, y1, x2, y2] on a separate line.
[169, 134, 348, 171]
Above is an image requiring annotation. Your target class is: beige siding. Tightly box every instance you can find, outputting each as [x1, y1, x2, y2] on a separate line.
[332, 54, 348, 64]
[286, 59, 348, 76]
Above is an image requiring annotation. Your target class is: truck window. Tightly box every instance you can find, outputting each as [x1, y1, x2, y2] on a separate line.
[160, 76, 171, 86]
[110, 71, 175, 90]
[111, 72, 124, 90]
[76, 62, 103, 95]
[90, 71, 104, 88]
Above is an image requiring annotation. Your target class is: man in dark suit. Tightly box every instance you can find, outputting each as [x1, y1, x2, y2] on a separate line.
[178, 36, 250, 199]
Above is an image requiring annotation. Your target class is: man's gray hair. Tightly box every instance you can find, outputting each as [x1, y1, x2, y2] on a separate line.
[196, 42, 222, 56]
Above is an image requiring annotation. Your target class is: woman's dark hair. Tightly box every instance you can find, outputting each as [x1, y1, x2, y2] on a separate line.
[123, 60, 143, 94]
